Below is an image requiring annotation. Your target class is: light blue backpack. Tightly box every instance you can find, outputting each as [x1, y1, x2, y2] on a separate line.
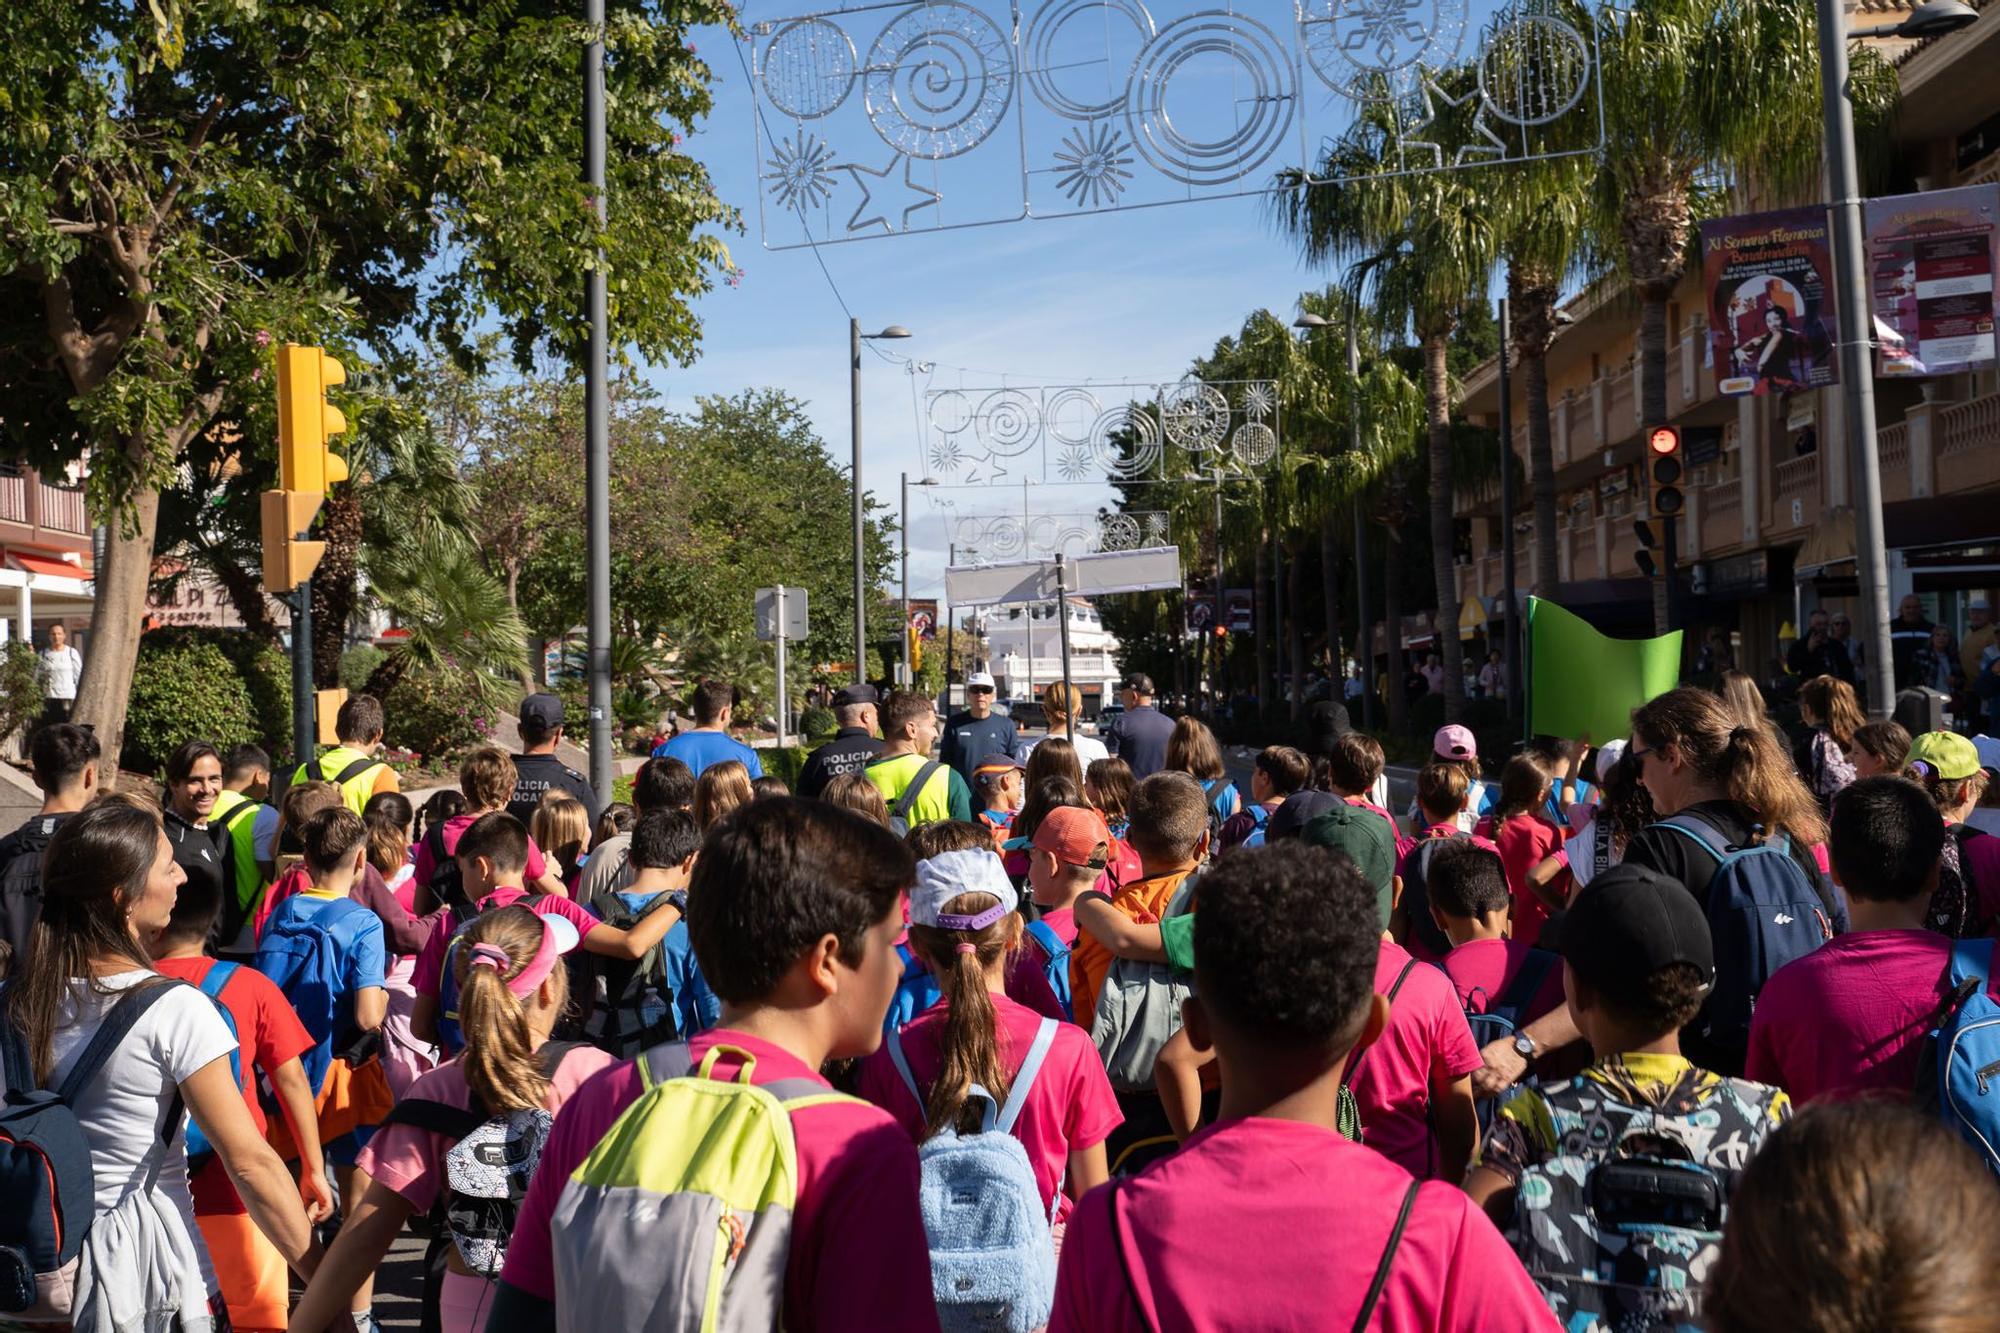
[888, 1017, 1059, 1333]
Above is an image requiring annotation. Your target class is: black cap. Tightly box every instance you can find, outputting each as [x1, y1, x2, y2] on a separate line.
[1265, 789, 1340, 842]
[1121, 672, 1155, 695]
[833, 683, 879, 708]
[1544, 863, 1714, 1004]
[519, 693, 565, 729]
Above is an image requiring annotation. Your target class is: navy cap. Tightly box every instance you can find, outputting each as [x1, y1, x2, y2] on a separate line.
[519, 693, 565, 729]
[833, 683, 879, 708]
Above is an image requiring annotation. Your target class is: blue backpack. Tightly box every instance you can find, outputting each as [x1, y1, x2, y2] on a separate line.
[1650, 814, 1833, 1058]
[0, 982, 184, 1320]
[888, 1017, 1059, 1333]
[1242, 802, 1273, 849]
[1918, 936, 2000, 1173]
[255, 894, 371, 1093]
[183, 963, 245, 1172]
[1463, 949, 1558, 1050]
[886, 945, 944, 1034]
[1023, 919, 1073, 1022]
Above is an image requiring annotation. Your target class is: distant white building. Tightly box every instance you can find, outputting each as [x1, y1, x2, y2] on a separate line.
[981, 597, 1119, 700]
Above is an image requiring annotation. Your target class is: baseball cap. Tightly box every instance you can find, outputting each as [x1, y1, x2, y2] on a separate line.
[1121, 672, 1156, 695]
[1301, 803, 1398, 927]
[1542, 863, 1714, 1007]
[908, 849, 1019, 931]
[465, 912, 581, 998]
[966, 671, 997, 692]
[1972, 598, 1991, 612]
[1593, 738, 1628, 782]
[833, 683, 879, 708]
[1434, 724, 1477, 761]
[1908, 730, 1981, 782]
[973, 754, 1026, 782]
[1032, 806, 1109, 868]
[1974, 735, 2000, 780]
[1265, 790, 1340, 842]
[519, 692, 565, 730]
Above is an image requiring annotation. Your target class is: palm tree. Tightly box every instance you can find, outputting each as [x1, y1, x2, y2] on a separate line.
[360, 531, 529, 706]
[1277, 105, 1502, 721]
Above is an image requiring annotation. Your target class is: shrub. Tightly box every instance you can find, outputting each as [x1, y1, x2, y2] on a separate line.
[384, 665, 499, 765]
[799, 706, 837, 741]
[125, 637, 260, 774]
[0, 641, 40, 749]
[340, 644, 386, 694]
[758, 745, 808, 789]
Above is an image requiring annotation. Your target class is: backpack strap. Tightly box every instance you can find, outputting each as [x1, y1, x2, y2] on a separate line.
[885, 1026, 925, 1112]
[994, 1017, 1059, 1134]
[54, 981, 187, 1108]
[199, 961, 241, 1006]
[1023, 918, 1066, 963]
[221, 800, 262, 836]
[1493, 949, 1555, 1021]
[1650, 813, 1730, 859]
[380, 1097, 488, 1139]
[306, 754, 326, 782]
[638, 1040, 695, 1089]
[0, 1002, 34, 1095]
[1343, 960, 1419, 1089]
[891, 759, 942, 825]
[1948, 936, 1997, 995]
[1351, 1182, 1420, 1333]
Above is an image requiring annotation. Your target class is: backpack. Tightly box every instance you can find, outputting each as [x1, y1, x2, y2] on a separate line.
[436, 898, 519, 1058]
[888, 944, 945, 1033]
[254, 894, 372, 1094]
[1915, 936, 2000, 1173]
[582, 888, 684, 1057]
[421, 823, 477, 923]
[888, 1017, 1059, 1332]
[307, 754, 382, 788]
[548, 1041, 861, 1327]
[213, 799, 268, 950]
[1088, 874, 1197, 1092]
[1505, 1066, 1776, 1330]
[889, 759, 943, 837]
[1397, 831, 1467, 959]
[0, 982, 185, 1321]
[1199, 779, 1235, 853]
[1022, 919, 1073, 1023]
[182, 963, 246, 1173]
[1925, 825, 1995, 939]
[1651, 814, 1834, 1058]
[1463, 949, 1558, 1051]
[1240, 802, 1273, 849]
[380, 1041, 584, 1282]
[0, 818, 62, 971]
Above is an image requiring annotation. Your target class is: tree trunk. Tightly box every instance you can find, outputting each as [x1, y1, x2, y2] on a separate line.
[504, 563, 536, 691]
[1320, 508, 1343, 679]
[1252, 530, 1269, 716]
[1287, 538, 1305, 721]
[1510, 265, 1563, 597]
[1383, 503, 1407, 737]
[1639, 290, 1672, 635]
[1424, 335, 1466, 721]
[311, 484, 363, 688]
[71, 481, 161, 781]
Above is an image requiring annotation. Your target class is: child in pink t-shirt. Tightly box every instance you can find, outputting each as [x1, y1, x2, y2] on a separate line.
[858, 846, 1121, 1228]
[1426, 840, 1564, 1027]
[290, 905, 615, 1333]
[1474, 754, 1567, 948]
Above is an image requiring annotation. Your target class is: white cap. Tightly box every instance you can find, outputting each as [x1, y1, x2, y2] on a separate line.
[909, 850, 1018, 931]
[966, 671, 996, 690]
[1594, 738, 1628, 782]
[1973, 598, 1991, 612]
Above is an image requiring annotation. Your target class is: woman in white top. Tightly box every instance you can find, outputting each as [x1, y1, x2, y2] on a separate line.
[0, 798, 323, 1332]
[1528, 747, 1658, 898]
[1018, 682, 1110, 768]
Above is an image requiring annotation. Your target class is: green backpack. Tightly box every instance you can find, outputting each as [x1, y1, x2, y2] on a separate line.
[549, 1042, 860, 1329]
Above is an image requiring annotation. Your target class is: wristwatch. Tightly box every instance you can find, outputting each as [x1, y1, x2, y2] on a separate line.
[1512, 1031, 1538, 1062]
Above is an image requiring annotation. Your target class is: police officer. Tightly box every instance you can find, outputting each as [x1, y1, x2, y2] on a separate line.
[797, 683, 884, 799]
[508, 692, 600, 827]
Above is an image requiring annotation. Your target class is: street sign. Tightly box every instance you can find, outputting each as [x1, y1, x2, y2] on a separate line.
[755, 586, 809, 642]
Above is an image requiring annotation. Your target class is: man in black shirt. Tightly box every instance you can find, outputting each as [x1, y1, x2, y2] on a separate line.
[797, 684, 884, 799]
[1101, 673, 1176, 779]
[0, 723, 100, 966]
[1891, 593, 1936, 692]
[1785, 608, 1854, 684]
[508, 692, 601, 828]
[940, 671, 1018, 786]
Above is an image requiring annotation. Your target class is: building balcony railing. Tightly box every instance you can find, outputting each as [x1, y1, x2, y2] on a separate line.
[38, 482, 87, 535]
[0, 465, 90, 542]
[0, 471, 26, 524]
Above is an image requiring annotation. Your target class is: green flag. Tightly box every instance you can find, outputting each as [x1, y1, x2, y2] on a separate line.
[1527, 597, 1683, 744]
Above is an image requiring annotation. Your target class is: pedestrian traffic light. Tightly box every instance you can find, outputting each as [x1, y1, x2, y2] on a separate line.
[276, 344, 349, 494]
[1645, 425, 1684, 521]
[260, 490, 327, 593]
[1633, 518, 1660, 579]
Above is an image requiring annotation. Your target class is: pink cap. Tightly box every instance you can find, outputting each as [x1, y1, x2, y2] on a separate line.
[1434, 724, 1478, 761]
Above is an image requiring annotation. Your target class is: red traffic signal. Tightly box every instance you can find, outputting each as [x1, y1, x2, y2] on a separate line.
[1647, 426, 1680, 456]
[1645, 425, 1684, 520]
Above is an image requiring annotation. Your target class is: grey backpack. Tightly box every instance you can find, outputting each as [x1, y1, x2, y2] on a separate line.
[1088, 874, 1198, 1092]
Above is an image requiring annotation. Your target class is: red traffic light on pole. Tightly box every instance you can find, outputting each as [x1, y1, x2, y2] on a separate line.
[1646, 425, 1684, 520]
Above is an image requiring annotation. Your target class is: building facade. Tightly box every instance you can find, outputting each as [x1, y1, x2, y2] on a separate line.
[982, 597, 1121, 702]
[0, 462, 93, 646]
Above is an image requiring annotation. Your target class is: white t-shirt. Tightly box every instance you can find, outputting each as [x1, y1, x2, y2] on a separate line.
[39, 644, 82, 699]
[33, 972, 236, 1292]
[1019, 732, 1111, 769]
[1564, 814, 1622, 889]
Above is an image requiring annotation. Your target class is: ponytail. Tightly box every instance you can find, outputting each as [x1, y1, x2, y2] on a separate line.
[907, 893, 1021, 1139]
[1634, 688, 1826, 847]
[452, 906, 565, 1113]
[1491, 754, 1550, 839]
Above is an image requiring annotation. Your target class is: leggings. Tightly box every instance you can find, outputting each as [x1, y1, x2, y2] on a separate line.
[438, 1269, 503, 1333]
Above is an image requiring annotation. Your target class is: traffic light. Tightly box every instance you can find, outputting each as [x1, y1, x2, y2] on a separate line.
[276, 344, 349, 493]
[261, 490, 327, 593]
[1645, 425, 1684, 521]
[1633, 519, 1660, 580]
[316, 688, 349, 745]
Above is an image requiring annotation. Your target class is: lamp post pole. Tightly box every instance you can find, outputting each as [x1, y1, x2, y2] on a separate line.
[584, 0, 613, 802]
[1498, 297, 1521, 724]
[849, 320, 912, 687]
[1347, 318, 1378, 731]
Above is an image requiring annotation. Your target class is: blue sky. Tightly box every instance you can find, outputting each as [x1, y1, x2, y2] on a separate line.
[644, 8, 1341, 600]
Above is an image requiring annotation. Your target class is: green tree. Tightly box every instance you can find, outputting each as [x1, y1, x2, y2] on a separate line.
[0, 0, 735, 774]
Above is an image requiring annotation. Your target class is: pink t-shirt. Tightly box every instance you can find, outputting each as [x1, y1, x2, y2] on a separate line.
[411, 812, 549, 890]
[857, 993, 1122, 1221]
[1745, 929, 1952, 1104]
[1347, 941, 1483, 1179]
[1439, 937, 1565, 1027]
[1049, 1117, 1555, 1332]
[1475, 814, 1564, 948]
[411, 885, 600, 999]
[358, 1043, 617, 1211]
[498, 1030, 941, 1333]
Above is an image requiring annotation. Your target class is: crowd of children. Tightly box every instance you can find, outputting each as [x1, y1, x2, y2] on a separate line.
[10, 678, 2000, 1333]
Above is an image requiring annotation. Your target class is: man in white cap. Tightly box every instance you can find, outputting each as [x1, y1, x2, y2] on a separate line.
[941, 670, 1017, 787]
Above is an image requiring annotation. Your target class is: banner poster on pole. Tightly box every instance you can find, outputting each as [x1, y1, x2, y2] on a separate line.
[1699, 206, 1840, 397]
[1225, 588, 1253, 634]
[907, 599, 938, 640]
[1866, 183, 2000, 378]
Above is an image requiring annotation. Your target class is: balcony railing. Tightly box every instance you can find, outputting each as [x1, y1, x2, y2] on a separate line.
[38, 482, 87, 535]
[1940, 394, 1998, 458]
[0, 470, 25, 524]
[1774, 454, 1819, 504]
[1877, 421, 1909, 471]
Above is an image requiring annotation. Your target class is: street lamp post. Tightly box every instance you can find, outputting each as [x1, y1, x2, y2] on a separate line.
[850, 319, 911, 685]
[583, 0, 613, 804]
[1820, 0, 1977, 717]
[901, 472, 937, 687]
[1295, 310, 1377, 730]
[1498, 297, 1521, 724]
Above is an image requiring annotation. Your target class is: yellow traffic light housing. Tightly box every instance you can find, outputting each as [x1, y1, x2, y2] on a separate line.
[276, 344, 349, 494]
[261, 490, 327, 593]
[316, 688, 349, 745]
